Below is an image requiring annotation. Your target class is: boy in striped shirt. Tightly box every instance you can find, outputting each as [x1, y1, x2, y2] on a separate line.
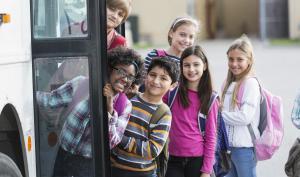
[111, 58, 179, 177]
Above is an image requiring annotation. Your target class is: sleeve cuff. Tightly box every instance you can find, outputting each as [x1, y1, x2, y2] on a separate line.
[108, 110, 118, 124]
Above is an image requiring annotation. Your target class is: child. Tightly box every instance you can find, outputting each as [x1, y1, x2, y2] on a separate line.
[55, 0, 132, 87]
[63, 0, 132, 50]
[144, 16, 199, 71]
[220, 35, 260, 177]
[107, 0, 132, 50]
[164, 45, 218, 177]
[36, 47, 143, 177]
[111, 58, 180, 177]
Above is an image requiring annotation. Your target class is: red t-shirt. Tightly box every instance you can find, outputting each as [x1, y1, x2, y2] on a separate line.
[107, 30, 127, 50]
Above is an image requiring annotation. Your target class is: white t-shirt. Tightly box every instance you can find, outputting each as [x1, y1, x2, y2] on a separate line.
[222, 77, 261, 147]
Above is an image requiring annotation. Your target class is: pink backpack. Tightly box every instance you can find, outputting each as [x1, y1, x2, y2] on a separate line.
[238, 77, 284, 161]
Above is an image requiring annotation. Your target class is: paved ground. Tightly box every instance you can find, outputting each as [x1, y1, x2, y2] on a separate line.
[139, 39, 300, 177]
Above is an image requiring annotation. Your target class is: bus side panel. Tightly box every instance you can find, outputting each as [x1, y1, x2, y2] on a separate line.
[0, 0, 35, 177]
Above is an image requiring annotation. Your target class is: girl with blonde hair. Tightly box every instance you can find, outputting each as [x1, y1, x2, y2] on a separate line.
[221, 35, 260, 177]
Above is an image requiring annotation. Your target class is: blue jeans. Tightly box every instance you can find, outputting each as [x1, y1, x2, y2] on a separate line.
[111, 166, 157, 177]
[225, 147, 257, 177]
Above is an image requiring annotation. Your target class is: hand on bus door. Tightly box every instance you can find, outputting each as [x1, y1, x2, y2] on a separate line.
[103, 83, 114, 114]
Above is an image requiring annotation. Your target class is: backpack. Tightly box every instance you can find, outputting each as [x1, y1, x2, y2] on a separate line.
[168, 87, 231, 177]
[237, 77, 284, 161]
[155, 49, 167, 57]
[285, 137, 300, 177]
[149, 103, 170, 177]
[113, 92, 128, 115]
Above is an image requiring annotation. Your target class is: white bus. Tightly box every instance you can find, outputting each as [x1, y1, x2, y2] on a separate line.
[0, 0, 113, 176]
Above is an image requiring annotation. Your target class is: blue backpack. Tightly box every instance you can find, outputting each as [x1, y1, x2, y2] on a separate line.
[167, 87, 231, 177]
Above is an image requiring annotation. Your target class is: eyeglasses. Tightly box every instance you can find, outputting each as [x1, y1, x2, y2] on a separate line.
[112, 67, 136, 82]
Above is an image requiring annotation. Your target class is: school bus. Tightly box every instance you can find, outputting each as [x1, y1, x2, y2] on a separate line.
[0, 0, 112, 176]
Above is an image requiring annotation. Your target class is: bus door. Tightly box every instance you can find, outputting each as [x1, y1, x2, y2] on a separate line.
[30, 0, 110, 176]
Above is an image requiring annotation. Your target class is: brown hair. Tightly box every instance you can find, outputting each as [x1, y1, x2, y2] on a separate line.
[178, 45, 213, 115]
[167, 16, 200, 46]
[107, 0, 132, 23]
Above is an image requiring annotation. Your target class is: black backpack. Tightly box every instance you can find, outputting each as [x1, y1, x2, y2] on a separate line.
[149, 103, 170, 177]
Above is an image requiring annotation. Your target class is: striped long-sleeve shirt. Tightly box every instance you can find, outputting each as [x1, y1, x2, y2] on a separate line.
[111, 94, 172, 172]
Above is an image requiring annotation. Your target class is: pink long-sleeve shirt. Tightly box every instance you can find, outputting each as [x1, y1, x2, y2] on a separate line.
[163, 89, 218, 174]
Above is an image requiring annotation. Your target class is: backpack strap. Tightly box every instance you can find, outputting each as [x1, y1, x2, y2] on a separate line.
[148, 102, 169, 177]
[198, 91, 219, 135]
[237, 77, 263, 107]
[150, 103, 169, 125]
[155, 49, 167, 57]
[167, 86, 179, 108]
[113, 92, 128, 116]
[237, 77, 262, 142]
[148, 103, 169, 143]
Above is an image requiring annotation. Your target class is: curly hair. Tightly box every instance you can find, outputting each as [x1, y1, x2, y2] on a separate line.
[107, 46, 144, 85]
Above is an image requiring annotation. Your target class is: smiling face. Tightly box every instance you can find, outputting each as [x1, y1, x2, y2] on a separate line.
[227, 49, 250, 78]
[182, 55, 206, 87]
[109, 64, 136, 93]
[169, 23, 197, 54]
[107, 7, 125, 31]
[144, 66, 174, 99]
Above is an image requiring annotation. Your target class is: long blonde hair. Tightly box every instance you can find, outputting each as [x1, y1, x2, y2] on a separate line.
[221, 34, 255, 108]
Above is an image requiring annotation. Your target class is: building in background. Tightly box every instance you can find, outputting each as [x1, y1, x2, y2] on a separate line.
[129, 0, 188, 46]
[129, 0, 296, 46]
[289, 0, 300, 39]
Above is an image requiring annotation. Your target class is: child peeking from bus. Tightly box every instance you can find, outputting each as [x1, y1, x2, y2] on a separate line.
[63, 0, 132, 50]
[36, 47, 144, 177]
[110, 58, 179, 177]
[107, 0, 132, 50]
[53, 0, 132, 89]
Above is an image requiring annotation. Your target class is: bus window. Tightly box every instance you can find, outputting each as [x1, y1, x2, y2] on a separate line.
[33, 0, 88, 38]
[34, 57, 90, 177]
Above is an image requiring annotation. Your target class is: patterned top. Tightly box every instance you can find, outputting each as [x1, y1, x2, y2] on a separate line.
[291, 90, 300, 129]
[36, 76, 131, 158]
[144, 49, 180, 72]
[111, 94, 172, 171]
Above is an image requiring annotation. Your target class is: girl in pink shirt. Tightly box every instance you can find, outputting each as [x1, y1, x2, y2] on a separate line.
[164, 45, 218, 177]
